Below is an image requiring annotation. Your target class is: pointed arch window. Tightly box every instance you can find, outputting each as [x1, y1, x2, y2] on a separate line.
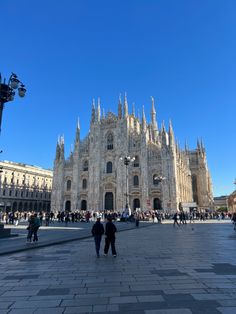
[82, 179, 87, 189]
[133, 156, 139, 167]
[106, 161, 112, 173]
[83, 160, 88, 171]
[107, 133, 114, 150]
[133, 175, 139, 186]
[66, 179, 71, 191]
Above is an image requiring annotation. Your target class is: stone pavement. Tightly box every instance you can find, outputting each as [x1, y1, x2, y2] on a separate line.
[0, 221, 149, 256]
[0, 222, 236, 314]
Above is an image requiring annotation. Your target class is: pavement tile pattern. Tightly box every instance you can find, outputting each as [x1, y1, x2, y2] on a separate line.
[0, 222, 236, 313]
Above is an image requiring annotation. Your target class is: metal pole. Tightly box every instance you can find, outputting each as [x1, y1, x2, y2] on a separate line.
[126, 163, 128, 209]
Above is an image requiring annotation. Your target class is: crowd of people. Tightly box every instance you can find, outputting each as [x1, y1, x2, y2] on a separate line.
[0, 209, 234, 226]
[1, 209, 236, 245]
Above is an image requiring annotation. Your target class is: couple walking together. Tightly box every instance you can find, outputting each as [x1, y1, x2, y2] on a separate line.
[91, 217, 117, 258]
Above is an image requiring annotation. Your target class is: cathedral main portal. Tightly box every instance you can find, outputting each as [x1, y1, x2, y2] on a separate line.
[105, 192, 114, 210]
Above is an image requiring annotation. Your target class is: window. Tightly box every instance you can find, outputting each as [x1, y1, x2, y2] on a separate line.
[83, 160, 88, 171]
[107, 133, 113, 150]
[106, 161, 112, 173]
[82, 179, 87, 189]
[15, 190, 18, 197]
[133, 156, 139, 167]
[153, 174, 159, 186]
[133, 175, 139, 186]
[3, 189, 5, 196]
[9, 190, 12, 196]
[66, 179, 71, 191]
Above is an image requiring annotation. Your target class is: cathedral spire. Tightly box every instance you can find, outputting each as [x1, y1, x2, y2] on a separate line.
[201, 138, 205, 152]
[124, 92, 128, 118]
[197, 138, 201, 151]
[75, 117, 80, 144]
[132, 102, 135, 117]
[55, 137, 61, 161]
[91, 98, 95, 123]
[168, 119, 175, 148]
[59, 135, 65, 160]
[148, 125, 153, 142]
[161, 121, 167, 146]
[151, 96, 158, 131]
[137, 108, 140, 121]
[118, 93, 122, 119]
[97, 97, 101, 122]
[142, 105, 147, 132]
[185, 139, 189, 152]
[161, 120, 166, 133]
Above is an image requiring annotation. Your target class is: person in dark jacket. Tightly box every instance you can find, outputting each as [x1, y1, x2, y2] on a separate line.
[104, 217, 117, 257]
[91, 217, 104, 257]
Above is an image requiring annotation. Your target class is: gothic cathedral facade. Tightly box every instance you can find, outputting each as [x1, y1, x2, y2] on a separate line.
[51, 96, 214, 213]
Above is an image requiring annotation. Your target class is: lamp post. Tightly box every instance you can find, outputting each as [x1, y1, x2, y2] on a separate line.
[120, 156, 135, 213]
[0, 72, 26, 134]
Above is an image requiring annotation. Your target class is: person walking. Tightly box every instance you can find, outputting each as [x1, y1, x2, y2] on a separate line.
[104, 217, 117, 257]
[26, 214, 35, 242]
[91, 217, 104, 258]
[173, 212, 180, 227]
[32, 213, 41, 242]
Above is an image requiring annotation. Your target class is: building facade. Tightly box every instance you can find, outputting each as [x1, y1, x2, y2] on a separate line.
[0, 161, 53, 212]
[51, 96, 214, 213]
[228, 190, 236, 212]
[213, 195, 228, 211]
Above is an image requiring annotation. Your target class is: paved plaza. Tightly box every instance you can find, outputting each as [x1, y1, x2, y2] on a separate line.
[0, 222, 236, 314]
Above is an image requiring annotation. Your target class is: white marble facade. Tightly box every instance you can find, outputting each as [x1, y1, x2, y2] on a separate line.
[51, 96, 214, 213]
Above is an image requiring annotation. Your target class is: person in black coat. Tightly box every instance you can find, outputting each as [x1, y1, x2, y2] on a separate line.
[104, 217, 117, 257]
[91, 217, 104, 257]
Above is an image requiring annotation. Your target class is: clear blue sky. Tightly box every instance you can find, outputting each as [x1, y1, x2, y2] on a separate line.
[0, 0, 235, 196]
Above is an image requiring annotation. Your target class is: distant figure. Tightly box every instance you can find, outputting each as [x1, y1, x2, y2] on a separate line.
[26, 213, 40, 243]
[26, 215, 35, 242]
[91, 217, 104, 257]
[32, 213, 41, 242]
[135, 212, 140, 227]
[173, 212, 180, 227]
[232, 213, 236, 231]
[104, 217, 117, 257]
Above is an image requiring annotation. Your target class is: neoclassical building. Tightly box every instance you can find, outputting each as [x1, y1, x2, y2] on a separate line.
[0, 161, 53, 212]
[51, 96, 214, 213]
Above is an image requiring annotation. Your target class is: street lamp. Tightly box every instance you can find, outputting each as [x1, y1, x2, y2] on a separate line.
[120, 156, 135, 213]
[0, 72, 26, 134]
